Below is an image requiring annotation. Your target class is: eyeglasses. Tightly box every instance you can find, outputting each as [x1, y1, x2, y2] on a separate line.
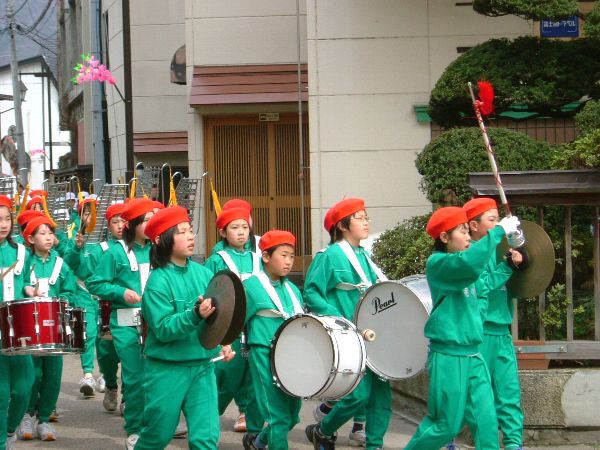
[351, 215, 371, 223]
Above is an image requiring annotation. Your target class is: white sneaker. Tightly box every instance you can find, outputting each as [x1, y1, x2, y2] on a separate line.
[103, 388, 118, 412]
[96, 374, 106, 393]
[17, 413, 35, 440]
[349, 427, 366, 447]
[6, 433, 17, 450]
[126, 433, 139, 450]
[37, 422, 57, 441]
[79, 375, 96, 397]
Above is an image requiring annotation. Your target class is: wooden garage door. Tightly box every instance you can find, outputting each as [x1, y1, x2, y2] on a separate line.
[204, 115, 310, 271]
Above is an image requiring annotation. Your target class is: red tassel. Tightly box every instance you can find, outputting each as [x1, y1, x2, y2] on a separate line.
[477, 81, 495, 116]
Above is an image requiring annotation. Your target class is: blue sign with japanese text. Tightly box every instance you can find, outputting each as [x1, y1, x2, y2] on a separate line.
[541, 16, 579, 38]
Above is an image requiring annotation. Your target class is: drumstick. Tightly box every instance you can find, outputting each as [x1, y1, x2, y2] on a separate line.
[210, 350, 236, 363]
[0, 261, 18, 281]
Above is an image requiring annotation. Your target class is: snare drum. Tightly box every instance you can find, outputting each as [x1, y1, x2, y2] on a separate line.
[98, 300, 112, 340]
[65, 307, 86, 353]
[270, 314, 366, 400]
[354, 275, 432, 380]
[0, 297, 69, 354]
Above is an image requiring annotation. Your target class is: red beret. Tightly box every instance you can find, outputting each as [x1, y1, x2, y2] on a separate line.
[121, 198, 155, 222]
[463, 197, 498, 221]
[222, 198, 252, 213]
[259, 230, 296, 252]
[145, 206, 190, 241]
[152, 201, 165, 210]
[330, 197, 365, 226]
[426, 207, 468, 239]
[0, 195, 11, 209]
[29, 190, 47, 198]
[26, 197, 44, 210]
[78, 197, 98, 213]
[323, 208, 335, 232]
[17, 210, 44, 227]
[23, 216, 54, 242]
[105, 203, 127, 221]
[216, 207, 250, 230]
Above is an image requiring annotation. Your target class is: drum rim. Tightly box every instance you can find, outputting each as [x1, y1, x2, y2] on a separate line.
[353, 279, 430, 381]
[270, 313, 337, 399]
[0, 297, 68, 307]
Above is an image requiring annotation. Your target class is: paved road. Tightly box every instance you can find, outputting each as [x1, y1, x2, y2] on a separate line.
[13, 355, 595, 450]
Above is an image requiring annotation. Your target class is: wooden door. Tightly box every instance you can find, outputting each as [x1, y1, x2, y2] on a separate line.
[204, 115, 311, 271]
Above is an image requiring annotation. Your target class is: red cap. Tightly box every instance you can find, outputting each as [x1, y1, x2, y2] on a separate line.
[323, 208, 335, 233]
[23, 216, 53, 242]
[145, 206, 190, 241]
[78, 197, 98, 213]
[329, 198, 365, 226]
[463, 197, 498, 221]
[216, 207, 250, 230]
[121, 198, 155, 222]
[17, 210, 44, 227]
[259, 229, 296, 252]
[0, 195, 11, 209]
[152, 201, 165, 210]
[223, 198, 252, 213]
[105, 203, 127, 221]
[426, 207, 468, 239]
[26, 197, 44, 210]
[29, 190, 47, 198]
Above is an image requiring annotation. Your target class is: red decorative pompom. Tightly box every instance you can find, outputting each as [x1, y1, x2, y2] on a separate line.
[477, 81, 495, 116]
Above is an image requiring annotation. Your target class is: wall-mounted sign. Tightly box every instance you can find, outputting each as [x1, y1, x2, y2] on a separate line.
[259, 113, 280, 122]
[541, 16, 579, 38]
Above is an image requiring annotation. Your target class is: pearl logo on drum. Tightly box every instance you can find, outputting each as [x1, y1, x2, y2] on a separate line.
[371, 291, 397, 315]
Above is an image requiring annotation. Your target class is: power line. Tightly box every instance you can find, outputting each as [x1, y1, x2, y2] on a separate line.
[17, 0, 52, 36]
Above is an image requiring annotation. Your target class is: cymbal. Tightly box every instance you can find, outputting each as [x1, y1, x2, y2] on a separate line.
[199, 270, 247, 349]
[497, 220, 555, 299]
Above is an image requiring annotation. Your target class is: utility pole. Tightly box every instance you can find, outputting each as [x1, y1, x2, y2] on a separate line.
[7, 0, 28, 187]
[90, 0, 106, 181]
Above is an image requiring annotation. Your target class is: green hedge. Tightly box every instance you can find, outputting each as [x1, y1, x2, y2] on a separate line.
[429, 37, 600, 128]
[473, 0, 578, 20]
[584, 2, 600, 39]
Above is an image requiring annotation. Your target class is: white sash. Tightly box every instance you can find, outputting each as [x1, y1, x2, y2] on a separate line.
[100, 241, 109, 251]
[217, 250, 260, 282]
[254, 235, 261, 253]
[2, 244, 26, 301]
[256, 272, 303, 320]
[338, 240, 388, 289]
[15, 244, 25, 276]
[30, 256, 64, 296]
[117, 240, 150, 294]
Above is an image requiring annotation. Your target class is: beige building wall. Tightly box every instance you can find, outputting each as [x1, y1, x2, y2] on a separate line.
[307, 0, 533, 250]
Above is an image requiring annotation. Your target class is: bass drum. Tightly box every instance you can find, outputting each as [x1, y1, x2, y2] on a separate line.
[271, 314, 366, 400]
[354, 276, 432, 380]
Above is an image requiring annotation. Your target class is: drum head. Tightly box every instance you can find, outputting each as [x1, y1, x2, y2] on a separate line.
[354, 277, 432, 380]
[271, 315, 334, 399]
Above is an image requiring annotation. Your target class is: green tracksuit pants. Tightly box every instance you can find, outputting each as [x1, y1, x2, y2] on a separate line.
[248, 346, 301, 450]
[404, 351, 499, 450]
[80, 305, 98, 374]
[111, 319, 144, 436]
[0, 354, 34, 449]
[134, 358, 219, 450]
[319, 369, 391, 450]
[27, 355, 62, 423]
[96, 336, 121, 392]
[480, 333, 523, 450]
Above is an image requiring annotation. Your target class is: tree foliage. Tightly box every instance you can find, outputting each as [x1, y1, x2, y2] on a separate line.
[416, 127, 553, 205]
[428, 37, 600, 128]
[574, 99, 600, 135]
[584, 2, 600, 39]
[473, 0, 578, 20]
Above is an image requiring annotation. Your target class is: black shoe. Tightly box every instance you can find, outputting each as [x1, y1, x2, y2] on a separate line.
[242, 433, 258, 450]
[305, 423, 336, 450]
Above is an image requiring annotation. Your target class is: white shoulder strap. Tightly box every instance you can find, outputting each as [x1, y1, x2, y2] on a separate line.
[338, 240, 387, 287]
[256, 272, 303, 319]
[217, 251, 240, 278]
[49, 256, 64, 285]
[251, 251, 260, 276]
[15, 243, 25, 275]
[117, 240, 138, 272]
[100, 241, 109, 251]
[365, 252, 388, 282]
[254, 235, 261, 253]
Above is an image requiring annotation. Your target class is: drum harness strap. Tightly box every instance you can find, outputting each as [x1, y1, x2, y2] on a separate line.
[217, 250, 260, 282]
[117, 240, 150, 294]
[30, 256, 64, 288]
[2, 243, 26, 301]
[337, 240, 388, 292]
[100, 241, 109, 251]
[255, 272, 303, 319]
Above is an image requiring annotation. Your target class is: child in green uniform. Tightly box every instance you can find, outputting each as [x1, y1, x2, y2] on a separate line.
[403, 206, 521, 450]
[17, 216, 77, 442]
[210, 199, 261, 256]
[242, 230, 304, 450]
[135, 206, 234, 450]
[0, 195, 36, 450]
[87, 198, 155, 450]
[463, 197, 525, 450]
[205, 207, 261, 434]
[305, 198, 390, 450]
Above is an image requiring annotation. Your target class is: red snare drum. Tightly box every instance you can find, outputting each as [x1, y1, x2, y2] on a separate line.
[0, 297, 69, 354]
[65, 307, 86, 353]
[98, 300, 112, 340]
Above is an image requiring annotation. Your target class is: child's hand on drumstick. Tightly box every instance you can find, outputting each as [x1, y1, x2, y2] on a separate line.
[220, 344, 236, 362]
[24, 285, 41, 297]
[196, 296, 216, 319]
[123, 289, 142, 304]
